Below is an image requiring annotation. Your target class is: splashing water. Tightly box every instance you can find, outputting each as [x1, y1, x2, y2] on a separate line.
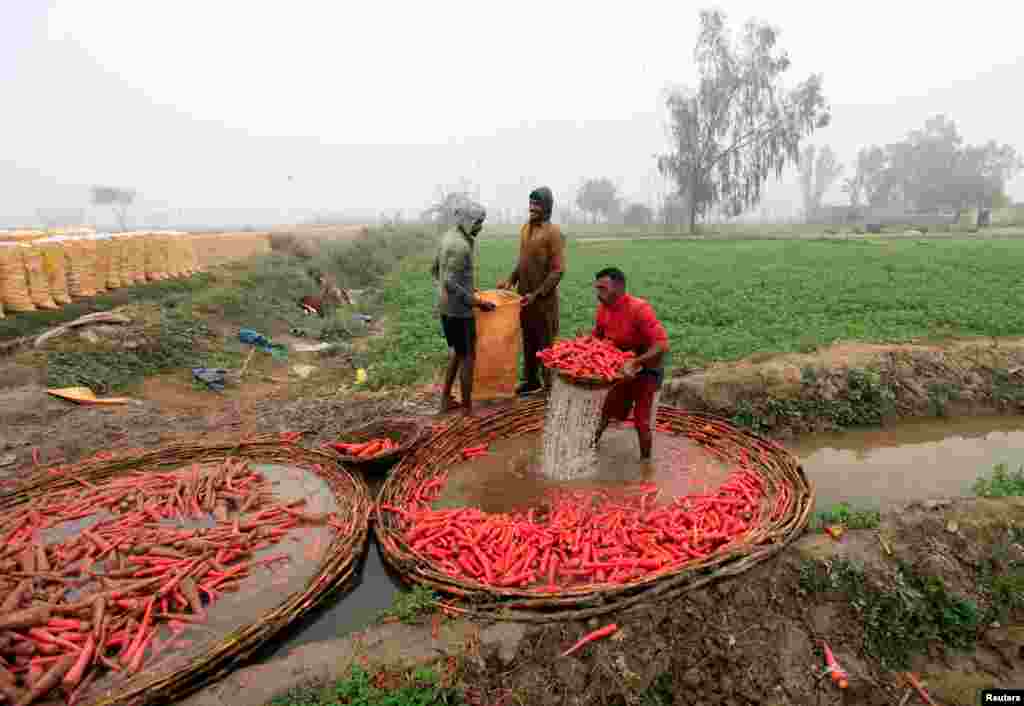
[540, 374, 611, 480]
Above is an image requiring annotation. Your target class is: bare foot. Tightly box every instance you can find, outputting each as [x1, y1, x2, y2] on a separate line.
[438, 397, 461, 415]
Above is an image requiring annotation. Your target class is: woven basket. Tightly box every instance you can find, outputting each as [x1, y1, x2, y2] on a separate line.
[20, 243, 58, 310]
[324, 418, 428, 470]
[375, 401, 814, 622]
[37, 237, 73, 305]
[0, 243, 35, 312]
[0, 433, 371, 706]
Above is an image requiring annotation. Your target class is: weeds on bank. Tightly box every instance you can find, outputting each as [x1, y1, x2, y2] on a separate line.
[268, 666, 460, 706]
[45, 311, 226, 393]
[973, 463, 1024, 497]
[732, 367, 897, 433]
[809, 502, 881, 530]
[798, 558, 982, 669]
[377, 584, 439, 624]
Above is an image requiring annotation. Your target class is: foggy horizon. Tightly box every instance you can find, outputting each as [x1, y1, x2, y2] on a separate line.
[3, 2, 1022, 229]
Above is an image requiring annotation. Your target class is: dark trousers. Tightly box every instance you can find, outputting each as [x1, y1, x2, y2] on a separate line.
[520, 297, 559, 388]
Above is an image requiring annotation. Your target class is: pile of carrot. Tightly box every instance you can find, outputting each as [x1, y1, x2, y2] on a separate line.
[328, 438, 398, 459]
[0, 458, 346, 706]
[382, 464, 782, 591]
[536, 336, 635, 382]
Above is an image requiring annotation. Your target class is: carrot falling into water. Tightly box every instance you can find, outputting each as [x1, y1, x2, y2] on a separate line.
[560, 623, 619, 657]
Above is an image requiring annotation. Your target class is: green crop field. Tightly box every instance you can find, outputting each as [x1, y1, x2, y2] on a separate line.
[370, 234, 1024, 388]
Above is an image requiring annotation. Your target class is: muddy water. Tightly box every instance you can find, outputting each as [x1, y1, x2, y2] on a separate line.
[788, 415, 1024, 511]
[438, 424, 732, 513]
[268, 414, 1024, 657]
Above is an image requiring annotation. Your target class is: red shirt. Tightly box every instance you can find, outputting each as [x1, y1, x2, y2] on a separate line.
[592, 293, 669, 369]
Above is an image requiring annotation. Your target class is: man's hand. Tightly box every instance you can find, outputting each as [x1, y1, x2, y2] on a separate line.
[622, 360, 640, 378]
[496, 279, 510, 290]
[476, 299, 496, 312]
[520, 292, 537, 308]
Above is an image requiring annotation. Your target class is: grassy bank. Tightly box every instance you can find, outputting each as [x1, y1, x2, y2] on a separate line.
[372, 233, 1024, 388]
[3, 226, 435, 393]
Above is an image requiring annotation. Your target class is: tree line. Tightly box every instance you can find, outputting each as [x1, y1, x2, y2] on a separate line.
[428, 9, 1020, 231]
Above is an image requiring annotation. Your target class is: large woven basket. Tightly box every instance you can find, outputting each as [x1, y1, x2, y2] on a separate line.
[0, 433, 371, 706]
[375, 400, 814, 622]
[324, 418, 428, 470]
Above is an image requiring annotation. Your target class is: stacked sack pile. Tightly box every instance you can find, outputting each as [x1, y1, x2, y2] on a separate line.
[0, 228, 269, 318]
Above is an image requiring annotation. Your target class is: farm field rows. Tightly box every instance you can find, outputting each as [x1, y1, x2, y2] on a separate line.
[377, 234, 1024, 385]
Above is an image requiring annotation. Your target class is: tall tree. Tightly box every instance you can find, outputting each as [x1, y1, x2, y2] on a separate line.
[90, 186, 136, 231]
[656, 9, 830, 232]
[575, 178, 620, 224]
[854, 116, 1021, 214]
[797, 144, 843, 221]
[841, 146, 888, 210]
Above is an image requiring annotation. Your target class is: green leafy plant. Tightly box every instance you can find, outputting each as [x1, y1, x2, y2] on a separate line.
[810, 502, 881, 530]
[973, 463, 1024, 497]
[378, 584, 439, 624]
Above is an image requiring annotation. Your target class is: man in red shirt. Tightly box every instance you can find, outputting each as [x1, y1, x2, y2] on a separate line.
[590, 267, 670, 460]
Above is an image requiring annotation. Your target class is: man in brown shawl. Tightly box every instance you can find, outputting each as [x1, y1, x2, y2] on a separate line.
[497, 187, 565, 395]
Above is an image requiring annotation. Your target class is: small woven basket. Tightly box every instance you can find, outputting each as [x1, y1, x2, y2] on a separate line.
[324, 418, 427, 469]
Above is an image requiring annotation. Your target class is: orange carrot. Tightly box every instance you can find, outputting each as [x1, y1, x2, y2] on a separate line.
[821, 641, 849, 689]
[560, 623, 619, 657]
[62, 634, 95, 688]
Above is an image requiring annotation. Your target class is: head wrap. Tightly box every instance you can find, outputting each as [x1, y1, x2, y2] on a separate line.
[528, 186, 554, 221]
[453, 199, 486, 234]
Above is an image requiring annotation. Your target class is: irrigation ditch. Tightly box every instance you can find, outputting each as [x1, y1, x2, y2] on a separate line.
[3, 337, 1024, 705]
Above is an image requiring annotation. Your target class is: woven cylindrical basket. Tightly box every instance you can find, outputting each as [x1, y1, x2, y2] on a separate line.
[37, 237, 73, 305]
[0, 243, 35, 312]
[376, 401, 814, 622]
[105, 234, 124, 289]
[20, 243, 59, 310]
[0, 433, 372, 706]
[65, 236, 98, 298]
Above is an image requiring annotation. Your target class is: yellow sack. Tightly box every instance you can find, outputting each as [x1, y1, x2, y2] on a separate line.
[131, 234, 147, 284]
[37, 238, 72, 305]
[0, 244, 34, 312]
[468, 289, 523, 400]
[92, 236, 111, 294]
[66, 237, 98, 298]
[21, 244, 58, 310]
[143, 233, 163, 281]
[105, 235, 123, 289]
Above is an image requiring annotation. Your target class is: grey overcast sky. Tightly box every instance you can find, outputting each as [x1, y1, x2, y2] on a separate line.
[2, 1, 1022, 226]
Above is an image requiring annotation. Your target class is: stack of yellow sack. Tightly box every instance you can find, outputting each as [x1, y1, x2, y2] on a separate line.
[37, 236, 73, 305]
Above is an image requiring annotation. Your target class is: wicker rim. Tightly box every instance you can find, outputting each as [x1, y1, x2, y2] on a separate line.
[374, 400, 814, 622]
[323, 418, 428, 465]
[0, 433, 371, 706]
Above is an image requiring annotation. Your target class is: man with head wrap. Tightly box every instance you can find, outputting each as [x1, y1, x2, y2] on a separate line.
[497, 186, 565, 395]
[431, 199, 496, 416]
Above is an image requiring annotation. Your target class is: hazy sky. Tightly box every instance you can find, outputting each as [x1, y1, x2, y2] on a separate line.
[3, 1, 1022, 225]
